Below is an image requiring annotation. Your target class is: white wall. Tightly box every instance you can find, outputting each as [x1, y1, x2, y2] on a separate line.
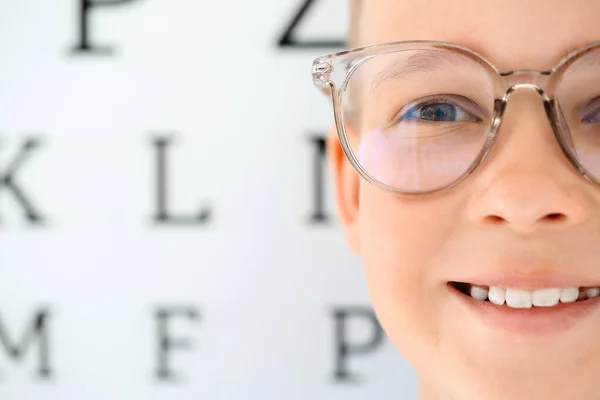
[0, 1, 418, 399]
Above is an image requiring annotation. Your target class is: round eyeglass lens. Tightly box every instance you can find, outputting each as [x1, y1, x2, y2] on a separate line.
[556, 47, 600, 183]
[341, 48, 496, 193]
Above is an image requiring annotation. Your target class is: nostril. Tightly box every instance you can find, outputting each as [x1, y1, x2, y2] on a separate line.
[485, 215, 505, 224]
[546, 213, 565, 221]
[482, 213, 566, 226]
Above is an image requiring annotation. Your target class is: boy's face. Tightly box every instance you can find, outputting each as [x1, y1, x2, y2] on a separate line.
[329, 1, 600, 399]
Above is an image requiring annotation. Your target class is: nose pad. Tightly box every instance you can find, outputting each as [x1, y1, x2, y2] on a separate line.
[487, 88, 569, 166]
[546, 98, 586, 179]
[466, 88, 593, 233]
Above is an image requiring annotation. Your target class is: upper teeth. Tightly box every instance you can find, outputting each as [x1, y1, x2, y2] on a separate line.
[468, 285, 600, 308]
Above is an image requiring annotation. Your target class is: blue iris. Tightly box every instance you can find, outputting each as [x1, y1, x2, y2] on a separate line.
[403, 102, 459, 122]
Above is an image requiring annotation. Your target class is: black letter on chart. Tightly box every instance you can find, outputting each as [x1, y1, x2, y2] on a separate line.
[152, 136, 212, 225]
[309, 135, 331, 224]
[154, 306, 201, 382]
[70, 0, 140, 55]
[0, 138, 44, 226]
[332, 307, 384, 383]
[0, 309, 52, 379]
[278, 0, 346, 49]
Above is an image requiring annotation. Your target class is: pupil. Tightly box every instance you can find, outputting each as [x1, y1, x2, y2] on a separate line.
[423, 104, 455, 121]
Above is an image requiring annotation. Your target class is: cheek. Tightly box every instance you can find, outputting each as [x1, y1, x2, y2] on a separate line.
[356, 183, 456, 361]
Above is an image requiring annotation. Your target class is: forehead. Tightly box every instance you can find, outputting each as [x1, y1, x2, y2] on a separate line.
[358, 0, 600, 71]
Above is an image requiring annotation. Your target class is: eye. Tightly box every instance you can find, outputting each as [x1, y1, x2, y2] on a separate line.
[398, 97, 481, 124]
[582, 108, 600, 124]
[580, 96, 600, 124]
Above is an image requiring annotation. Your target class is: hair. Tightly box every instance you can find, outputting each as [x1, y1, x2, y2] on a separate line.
[348, 0, 361, 48]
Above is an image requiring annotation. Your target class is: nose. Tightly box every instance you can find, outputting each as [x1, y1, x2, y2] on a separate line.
[466, 90, 594, 234]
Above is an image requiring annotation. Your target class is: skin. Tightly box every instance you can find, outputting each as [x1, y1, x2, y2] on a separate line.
[328, 1, 600, 399]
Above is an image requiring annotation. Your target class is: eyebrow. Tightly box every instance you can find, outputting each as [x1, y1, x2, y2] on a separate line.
[557, 47, 600, 73]
[371, 50, 464, 90]
[368, 40, 600, 92]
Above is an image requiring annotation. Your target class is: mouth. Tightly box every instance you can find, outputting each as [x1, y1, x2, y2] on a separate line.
[447, 280, 600, 335]
[448, 281, 599, 308]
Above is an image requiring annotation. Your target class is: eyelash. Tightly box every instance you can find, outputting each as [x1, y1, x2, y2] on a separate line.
[396, 97, 481, 124]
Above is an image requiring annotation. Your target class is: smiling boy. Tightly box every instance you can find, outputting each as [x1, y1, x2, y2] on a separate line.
[313, 1, 600, 399]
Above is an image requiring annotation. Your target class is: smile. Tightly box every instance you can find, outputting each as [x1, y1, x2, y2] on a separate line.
[449, 281, 600, 308]
[447, 280, 600, 335]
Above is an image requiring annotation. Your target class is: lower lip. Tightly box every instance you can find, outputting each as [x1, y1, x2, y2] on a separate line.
[449, 284, 600, 335]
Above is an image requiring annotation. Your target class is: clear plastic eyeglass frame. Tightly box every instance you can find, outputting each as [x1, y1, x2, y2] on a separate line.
[311, 40, 600, 196]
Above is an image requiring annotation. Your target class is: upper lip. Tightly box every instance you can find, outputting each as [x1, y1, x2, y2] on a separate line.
[449, 273, 600, 290]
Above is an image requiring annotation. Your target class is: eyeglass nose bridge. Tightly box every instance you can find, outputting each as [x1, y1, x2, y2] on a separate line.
[499, 69, 554, 100]
[488, 70, 556, 139]
[491, 69, 557, 136]
[488, 69, 589, 181]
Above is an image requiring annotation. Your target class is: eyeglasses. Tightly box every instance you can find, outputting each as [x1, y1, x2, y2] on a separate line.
[312, 40, 600, 195]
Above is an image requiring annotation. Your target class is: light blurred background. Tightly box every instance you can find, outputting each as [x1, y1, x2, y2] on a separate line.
[0, 0, 417, 399]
